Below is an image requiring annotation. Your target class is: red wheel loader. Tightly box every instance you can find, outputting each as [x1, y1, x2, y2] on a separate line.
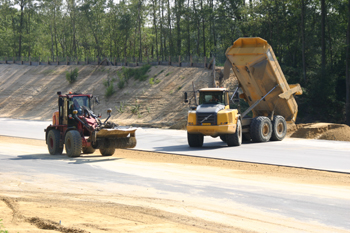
[45, 91, 136, 157]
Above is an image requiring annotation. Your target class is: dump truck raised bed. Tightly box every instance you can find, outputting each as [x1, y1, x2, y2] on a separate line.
[45, 92, 136, 157]
[185, 37, 302, 147]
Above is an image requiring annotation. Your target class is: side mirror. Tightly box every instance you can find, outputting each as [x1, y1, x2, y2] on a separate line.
[184, 92, 188, 103]
[107, 108, 112, 114]
[95, 97, 100, 104]
[57, 91, 62, 95]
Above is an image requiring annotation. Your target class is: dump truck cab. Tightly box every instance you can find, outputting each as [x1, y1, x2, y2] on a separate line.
[186, 88, 242, 147]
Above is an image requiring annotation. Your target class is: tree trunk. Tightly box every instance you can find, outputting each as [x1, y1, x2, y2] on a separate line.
[167, 0, 173, 56]
[18, 0, 25, 57]
[200, 0, 205, 57]
[300, 0, 306, 82]
[346, 0, 350, 125]
[152, 0, 159, 59]
[321, 0, 326, 72]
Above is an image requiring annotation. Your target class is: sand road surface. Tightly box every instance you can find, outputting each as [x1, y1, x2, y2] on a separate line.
[1, 136, 350, 233]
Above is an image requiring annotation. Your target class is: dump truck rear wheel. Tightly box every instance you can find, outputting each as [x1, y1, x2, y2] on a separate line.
[100, 148, 115, 156]
[226, 119, 242, 146]
[220, 135, 227, 142]
[250, 116, 272, 142]
[82, 146, 95, 154]
[65, 130, 82, 157]
[47, 129, 63, 155]
[271, 115, 287, 141]
[187, 133, 203, 147]
[242, 133, 251, 142]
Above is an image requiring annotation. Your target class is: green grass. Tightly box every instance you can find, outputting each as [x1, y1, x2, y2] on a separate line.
[149, 77, 161, 85]
[122, 64, 151, 81]
[0, 219, 8, 233]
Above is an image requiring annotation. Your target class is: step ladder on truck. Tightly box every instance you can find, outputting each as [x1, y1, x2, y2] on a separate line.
[184, 37, 302, 147]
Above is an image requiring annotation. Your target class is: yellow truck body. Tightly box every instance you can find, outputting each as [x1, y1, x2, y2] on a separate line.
[185, 37, 302, 147]
[225, 37, 302, 122]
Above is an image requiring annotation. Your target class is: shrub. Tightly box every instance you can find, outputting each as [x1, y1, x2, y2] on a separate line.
[66, 68, 79, 84]
[118, 77, 125, 89]
[105, 84, 115, 97]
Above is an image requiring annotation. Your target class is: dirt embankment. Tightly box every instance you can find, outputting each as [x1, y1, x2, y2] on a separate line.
[1, 64, 350, 141]
[0, 64, 224, 128]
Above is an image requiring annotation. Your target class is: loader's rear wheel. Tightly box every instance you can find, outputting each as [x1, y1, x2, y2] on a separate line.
[82, 146, 95, 154]
[250, 116, 272, 142]
[65, 130, 82, 157]
[47, 129, 63, 155]
[271, 115, 287, 141]
[100, 148, 115, 156]
[220, 135, 227, 142]
[226, 119, 242, 147]
[187, 133, 203, 147]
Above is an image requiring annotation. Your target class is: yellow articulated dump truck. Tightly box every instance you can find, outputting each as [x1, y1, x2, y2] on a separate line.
[185, 37, 302, 147]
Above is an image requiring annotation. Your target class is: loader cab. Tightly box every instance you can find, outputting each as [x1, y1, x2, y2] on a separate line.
[57, 93, 92, 126]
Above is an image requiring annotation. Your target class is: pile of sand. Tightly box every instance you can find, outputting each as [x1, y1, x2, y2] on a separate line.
[289, 123, 350, 142]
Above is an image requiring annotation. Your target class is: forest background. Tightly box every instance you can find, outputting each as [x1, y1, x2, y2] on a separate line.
[0, 0, 350, 124]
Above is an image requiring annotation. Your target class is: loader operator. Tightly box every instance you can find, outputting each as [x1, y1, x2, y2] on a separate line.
[69, 99, 82, 115]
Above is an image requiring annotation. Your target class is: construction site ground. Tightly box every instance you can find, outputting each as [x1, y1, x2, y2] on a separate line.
[1, 136, 350, 233]
[1, 64, 350, 232]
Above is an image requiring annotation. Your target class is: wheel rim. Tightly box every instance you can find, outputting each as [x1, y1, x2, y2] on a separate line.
[262, 123, 269, 136]
[277, 122, 284, 135]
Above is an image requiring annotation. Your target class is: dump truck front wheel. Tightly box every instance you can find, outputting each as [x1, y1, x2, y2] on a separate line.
[100, 148, 115, 156]
[271, 115, 287, 141]
[187, 133, 204, 147]
[65, 130, 82, 157]
[220, 135, 227, 142]
[47, 129, 63, 155]
[226, 119, 242, 146]
[250, 116, 272, 142]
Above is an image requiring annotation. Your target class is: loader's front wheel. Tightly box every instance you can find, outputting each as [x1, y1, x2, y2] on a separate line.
[82, 146, 95, 154]
[187, 133, 203, 147]
[226, 119, 242, 147]
[65, 130, 82, 157]
[100, 148, 115, 156]
[271, 115, 287, 141]
[47, 129, 63, 155]
[250, 116, 272, 142]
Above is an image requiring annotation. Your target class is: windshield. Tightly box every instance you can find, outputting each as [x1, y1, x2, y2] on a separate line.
[199, 92, 225, 105]
[69, 96, 91, 115]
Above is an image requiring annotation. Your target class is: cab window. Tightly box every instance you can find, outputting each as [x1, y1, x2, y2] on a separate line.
[199, 92, 225, 105]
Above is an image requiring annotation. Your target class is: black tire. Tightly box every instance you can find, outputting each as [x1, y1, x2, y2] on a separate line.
[242, 133, 251, 142]
[65, 130, 82, 157]
[250, 116, 272, 142]
[226, 119, 242, 147]
[271, 115, 287, 141]
[220, 135, 227, 142]
[82, 146, 95, 154]
[100, 148, 115, 156]
[187, 133, 204, 147]
[47, 129, 63, 155]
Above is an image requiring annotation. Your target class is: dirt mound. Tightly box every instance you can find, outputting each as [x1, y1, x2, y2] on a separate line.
[289, 123, 350, 141]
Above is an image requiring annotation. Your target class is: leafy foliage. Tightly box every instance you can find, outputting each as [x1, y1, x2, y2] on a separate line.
[65, 68, 79, 84]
